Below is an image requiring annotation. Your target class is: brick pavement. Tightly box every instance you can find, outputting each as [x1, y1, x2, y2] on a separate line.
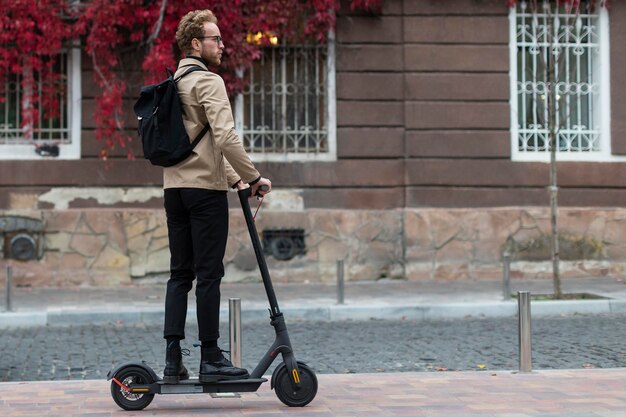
[0, 369, 624, 417]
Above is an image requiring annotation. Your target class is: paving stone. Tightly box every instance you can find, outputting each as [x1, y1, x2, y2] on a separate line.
[0, 315, 624, 382]
[3, 370, 623, 417]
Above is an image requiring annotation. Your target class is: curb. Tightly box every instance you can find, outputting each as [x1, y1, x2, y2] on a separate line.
[1, 299, 625, 328]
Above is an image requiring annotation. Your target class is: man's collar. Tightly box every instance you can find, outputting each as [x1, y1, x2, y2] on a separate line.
[186, 55, 208, 66]
[178, 55, 209, 71]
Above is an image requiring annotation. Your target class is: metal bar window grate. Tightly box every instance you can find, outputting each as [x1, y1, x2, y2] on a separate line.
[241, 44, 327, 155]
[0, 52, 70, 145]
[516, 1, 601, 154]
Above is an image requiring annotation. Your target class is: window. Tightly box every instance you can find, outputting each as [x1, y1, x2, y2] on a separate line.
[510, 1, 615, 161]
[0, 47, 81, 160]
[234, 36, 336, 161]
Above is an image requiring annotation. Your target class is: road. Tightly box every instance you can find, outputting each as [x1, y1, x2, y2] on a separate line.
[1, 314, 624, 381]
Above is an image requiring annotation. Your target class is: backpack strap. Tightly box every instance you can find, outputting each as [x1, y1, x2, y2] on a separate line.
[190, 124, 211, 148]
[174, 65, 211, 145]
[174, 66, 206, 82]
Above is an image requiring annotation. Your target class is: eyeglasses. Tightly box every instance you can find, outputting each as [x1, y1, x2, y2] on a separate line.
[197, 35, 223, 44]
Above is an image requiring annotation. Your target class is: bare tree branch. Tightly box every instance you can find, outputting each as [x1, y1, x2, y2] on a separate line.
[146, 0, 168, 47]
[91, 52, 110, 89]
[91, 52, 124, 132]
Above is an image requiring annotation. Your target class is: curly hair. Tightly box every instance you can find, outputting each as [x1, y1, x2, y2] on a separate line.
[176, 10, 218, 55]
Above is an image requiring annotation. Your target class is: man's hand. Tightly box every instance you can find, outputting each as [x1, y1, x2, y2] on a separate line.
[251, 177, 272, 196]
[235, 180, 249, 191]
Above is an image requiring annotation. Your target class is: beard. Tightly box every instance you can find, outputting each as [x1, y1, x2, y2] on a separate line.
[202, 51, 221, 67]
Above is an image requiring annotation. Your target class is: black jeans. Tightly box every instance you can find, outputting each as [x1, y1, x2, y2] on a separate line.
[163, 188, 228, 342]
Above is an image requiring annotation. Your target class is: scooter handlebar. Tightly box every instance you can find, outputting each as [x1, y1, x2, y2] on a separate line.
[238, 187, 252, 199]
[256, 184, 270, 196]
[237, 184, 269, 199]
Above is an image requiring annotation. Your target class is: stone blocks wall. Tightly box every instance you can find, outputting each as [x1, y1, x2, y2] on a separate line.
[404, 208, 626, 281]
[1, 210, 168, 286]
[1, 207, 625, 287]
[248, 209, 404, 284]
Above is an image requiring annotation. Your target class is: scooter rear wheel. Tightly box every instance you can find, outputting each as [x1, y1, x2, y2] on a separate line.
[110, 366, 155, 411]
[273, 362, 318, 407]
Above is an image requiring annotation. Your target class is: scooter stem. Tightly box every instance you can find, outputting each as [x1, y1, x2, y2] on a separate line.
[238, 188, 281, 318]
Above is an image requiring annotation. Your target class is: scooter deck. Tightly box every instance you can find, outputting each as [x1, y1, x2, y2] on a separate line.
[145, 378, 267, 395]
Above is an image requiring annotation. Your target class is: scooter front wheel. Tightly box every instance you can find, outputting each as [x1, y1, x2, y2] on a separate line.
[110, 366, 155, 411]
[273, 362, 318, 407]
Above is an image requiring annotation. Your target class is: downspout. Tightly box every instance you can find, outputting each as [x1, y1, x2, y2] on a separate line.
[401, 0, 407, 279]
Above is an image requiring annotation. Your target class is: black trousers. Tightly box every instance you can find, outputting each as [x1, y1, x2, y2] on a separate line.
[163, 188, 228, 342]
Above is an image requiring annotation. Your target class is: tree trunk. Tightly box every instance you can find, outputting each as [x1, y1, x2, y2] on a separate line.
[534, 0, 562, 298]
[549, 111, 562, 298]
[546, 3, 562, 299]
[21, 59, 35, 141]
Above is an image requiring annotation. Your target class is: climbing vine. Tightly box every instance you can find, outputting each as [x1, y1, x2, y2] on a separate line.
[0, 0, 73, 140]
[0, 0, 381, 158]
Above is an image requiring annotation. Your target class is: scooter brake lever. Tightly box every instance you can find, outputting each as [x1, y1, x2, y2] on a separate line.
[255, 184, 269, 199]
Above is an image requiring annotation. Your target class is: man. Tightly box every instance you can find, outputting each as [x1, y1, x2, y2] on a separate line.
[162, 9, 271, 384]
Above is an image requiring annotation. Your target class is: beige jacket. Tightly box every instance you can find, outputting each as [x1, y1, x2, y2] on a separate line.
[163, 58, 260, 190]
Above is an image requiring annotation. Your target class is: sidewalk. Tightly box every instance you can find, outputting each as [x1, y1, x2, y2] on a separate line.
[1, 276, 625, 327]
[1, 279, 625, 416]
[0, 369, 624, 416]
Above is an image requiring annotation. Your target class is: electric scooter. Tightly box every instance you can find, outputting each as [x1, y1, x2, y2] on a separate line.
[107, 186, 318, 411]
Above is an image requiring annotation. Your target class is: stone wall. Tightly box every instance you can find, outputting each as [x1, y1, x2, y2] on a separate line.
[1, 207, 626, 287]
[0, 210, 167, 286]
[404, 208, 625, 281]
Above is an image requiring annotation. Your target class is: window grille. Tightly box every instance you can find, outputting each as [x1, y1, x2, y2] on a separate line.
[0, 53, 70, 145]
[238, 44, 332, 160]
[0, 47, 80, 160]
[512, 1, 609, 159]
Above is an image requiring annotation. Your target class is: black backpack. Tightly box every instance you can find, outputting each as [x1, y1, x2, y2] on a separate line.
[134, 66, 210, 167]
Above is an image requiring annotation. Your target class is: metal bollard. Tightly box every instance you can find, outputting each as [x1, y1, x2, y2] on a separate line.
[229, 298, 242, 368]
[5, 265, 13, 312]
[502, 251, 511, 301]
[337, 259, 345, 305]
[518, 291, 532, 372]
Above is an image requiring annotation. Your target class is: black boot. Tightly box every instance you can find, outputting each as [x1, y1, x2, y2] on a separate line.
[163, 346, 190, 384]
[199, 347, 249, 383]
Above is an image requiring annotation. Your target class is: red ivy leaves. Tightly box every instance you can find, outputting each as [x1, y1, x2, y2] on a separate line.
[349, 0, 383, 12]
[1, 0, 383, 158]
[0, 0, 369, 157]
[76, 0, 153, 159]
[0, 0, 72, 136]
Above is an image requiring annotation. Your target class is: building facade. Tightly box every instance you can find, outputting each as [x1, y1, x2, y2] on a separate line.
[1, 0, 626, 286]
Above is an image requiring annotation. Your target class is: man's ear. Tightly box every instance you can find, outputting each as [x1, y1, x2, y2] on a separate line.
[191, 38, 201, 52]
